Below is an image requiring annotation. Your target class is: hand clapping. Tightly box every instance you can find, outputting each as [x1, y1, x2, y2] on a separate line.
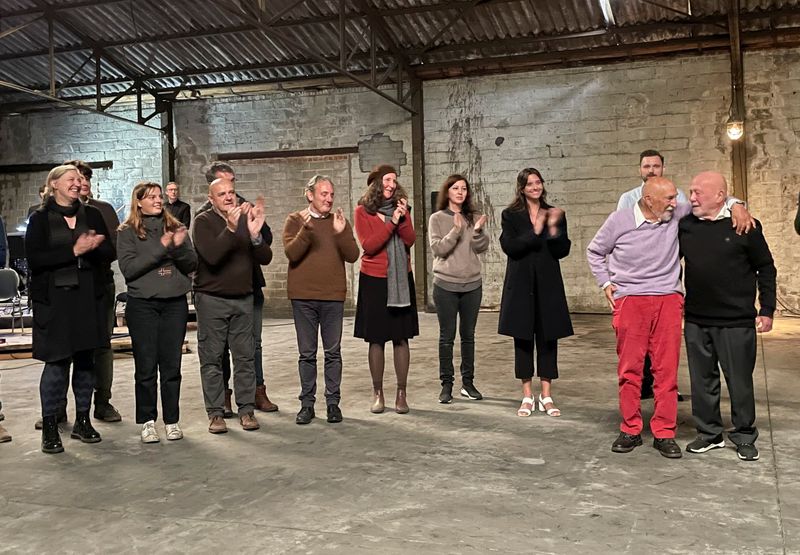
[246, 196, 266, 239]
[473, 214, 487, 232]
[73, 230, 105, 256]
[332, 208, 346, 233]
[391, 198, 408, 225]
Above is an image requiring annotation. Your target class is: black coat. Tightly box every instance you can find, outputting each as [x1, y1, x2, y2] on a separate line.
[497, 208, 574, 341]
[166, 199, 192, 228]
[26, 203, 116, 362]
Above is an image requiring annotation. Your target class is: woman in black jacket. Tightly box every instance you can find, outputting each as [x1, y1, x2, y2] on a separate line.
[498, 168, 573, 418]
[118, 182, 197, 443]
[26, 165, 115, 453]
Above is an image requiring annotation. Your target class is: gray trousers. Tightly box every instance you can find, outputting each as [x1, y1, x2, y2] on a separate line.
[196, 292, 256, 417]
[292, 300, 344, 407]
[93, 281, 116, 407]
[685, 322, 758, 445]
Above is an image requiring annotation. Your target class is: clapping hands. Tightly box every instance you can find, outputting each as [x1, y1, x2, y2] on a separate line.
[73, 230, 105, 256]
[391, 198, 408, 225]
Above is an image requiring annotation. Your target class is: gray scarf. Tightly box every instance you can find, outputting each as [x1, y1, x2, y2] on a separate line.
[377, 199, 411, 307]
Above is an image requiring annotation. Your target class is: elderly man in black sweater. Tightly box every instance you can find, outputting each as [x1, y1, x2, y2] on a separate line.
[679, 171, 776, 462]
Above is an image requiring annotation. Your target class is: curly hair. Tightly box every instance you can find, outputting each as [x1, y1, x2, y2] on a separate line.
[358, 164, 407, 214]
[436, 174, 475, 224]
[508, 167, 550, 212]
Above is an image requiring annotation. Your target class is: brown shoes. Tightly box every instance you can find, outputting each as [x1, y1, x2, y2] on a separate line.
[208, 415, 228, 434]
[370, 389, 385, 414]
[223, 389, 234, 418]
[239, 413, 260, 431]
[0, 423, 11, 443]
[255, 385, 279, 412]
[395, 388, 409, 414]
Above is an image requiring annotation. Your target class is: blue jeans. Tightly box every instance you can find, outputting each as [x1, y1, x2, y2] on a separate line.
[292, 300, 344, 407]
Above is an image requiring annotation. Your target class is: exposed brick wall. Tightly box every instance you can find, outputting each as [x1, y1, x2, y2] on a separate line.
[423, 51, 799, 313]
[2, 50, 798, 315]
[224, 155, 355, 316]
[173, 88, 413, 315]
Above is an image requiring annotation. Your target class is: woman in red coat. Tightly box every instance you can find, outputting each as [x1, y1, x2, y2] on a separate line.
[354, 165, 418, 414]
[498, 168, 573, 418]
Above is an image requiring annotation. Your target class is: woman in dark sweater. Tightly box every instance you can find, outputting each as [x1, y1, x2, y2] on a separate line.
[118, 182, 197, 443]
[26, 165, 115, 454]
[498, 168, 573, 418]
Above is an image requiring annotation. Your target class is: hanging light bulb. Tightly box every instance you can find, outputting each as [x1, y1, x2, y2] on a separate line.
[726, 119, 744, 140]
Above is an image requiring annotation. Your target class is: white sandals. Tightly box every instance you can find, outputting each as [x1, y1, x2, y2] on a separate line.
[517, 397, 534, 417]
[538, 394, 561, 417]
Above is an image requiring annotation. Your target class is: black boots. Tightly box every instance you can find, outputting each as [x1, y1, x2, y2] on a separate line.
[70, 411, 102, 443]
[41, 415, 64, 454]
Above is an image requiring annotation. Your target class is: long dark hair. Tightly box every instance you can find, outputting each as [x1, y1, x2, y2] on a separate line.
[358, 164, 408, 214]
[436, 174, 475, 224]
[508, 167, 550, 211]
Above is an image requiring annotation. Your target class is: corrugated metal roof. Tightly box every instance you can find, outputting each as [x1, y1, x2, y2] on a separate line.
[1, 0, 799, 105]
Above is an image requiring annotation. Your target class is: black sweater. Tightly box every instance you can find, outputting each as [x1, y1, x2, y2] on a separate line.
[679, 215, 776, 327]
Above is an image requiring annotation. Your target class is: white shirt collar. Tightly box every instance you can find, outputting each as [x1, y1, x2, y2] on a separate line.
[307, 206, 328, 219]
[633, 201, 652, 227]
[700, 204, 731, 221]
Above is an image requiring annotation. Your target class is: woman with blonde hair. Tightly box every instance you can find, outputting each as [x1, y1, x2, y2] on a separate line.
[118, 181, 197, 443]
[26, 164, 115, 453]
[354, 165, 418, 414]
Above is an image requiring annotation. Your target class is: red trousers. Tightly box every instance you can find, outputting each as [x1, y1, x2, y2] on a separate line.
[612, 294, 683, 438]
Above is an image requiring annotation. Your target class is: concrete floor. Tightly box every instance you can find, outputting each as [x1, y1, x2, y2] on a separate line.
[0, 312, 798, 554]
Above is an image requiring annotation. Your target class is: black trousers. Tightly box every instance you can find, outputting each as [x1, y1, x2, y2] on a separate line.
[40, 350, 94, 417]
[126, 296, 188, 425]
[433, 285, 482, 385]
[684, 322, 758, 445]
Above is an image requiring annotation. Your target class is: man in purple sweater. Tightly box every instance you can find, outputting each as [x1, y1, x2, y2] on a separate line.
[587, 177, 751, 458]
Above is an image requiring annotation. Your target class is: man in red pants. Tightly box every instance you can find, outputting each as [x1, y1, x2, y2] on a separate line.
[588, 177, 752, 458]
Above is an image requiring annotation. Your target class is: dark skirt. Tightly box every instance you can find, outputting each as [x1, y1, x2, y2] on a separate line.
[354, 272, 419, 343]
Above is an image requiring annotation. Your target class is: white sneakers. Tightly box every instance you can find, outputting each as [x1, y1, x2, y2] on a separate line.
[141, 420, 160, 443]
[165, 423, 183, 441]
[141, 421, 183, 443]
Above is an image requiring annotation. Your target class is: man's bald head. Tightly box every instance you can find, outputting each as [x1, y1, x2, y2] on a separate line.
[208, 178, 236, 214]
[641, 177, 679, 223]
[689, 171, 727, 219]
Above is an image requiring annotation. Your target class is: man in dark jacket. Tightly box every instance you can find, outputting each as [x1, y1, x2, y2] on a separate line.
[165, 182, 191, 228]
[197, 161, 278, 414]
[193, 177, 272, 434]
[68, 159, 122, 423]
[680, 172, 776, 462]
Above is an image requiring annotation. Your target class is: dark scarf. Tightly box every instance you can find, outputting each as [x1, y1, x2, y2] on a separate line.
[377, 198, 411, 307]
[45, 196, 89, 288]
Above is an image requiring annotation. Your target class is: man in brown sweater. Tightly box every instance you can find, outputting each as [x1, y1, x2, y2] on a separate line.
[283, 175, 359, 424]
[193, 178, 273, 433]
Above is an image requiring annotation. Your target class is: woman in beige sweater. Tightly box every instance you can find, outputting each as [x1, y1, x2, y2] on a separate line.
[428, 175, 489, 404]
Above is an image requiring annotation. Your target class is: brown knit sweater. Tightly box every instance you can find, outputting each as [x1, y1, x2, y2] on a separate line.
[193, 209, 273, 297]
[283, 211, 360, 301]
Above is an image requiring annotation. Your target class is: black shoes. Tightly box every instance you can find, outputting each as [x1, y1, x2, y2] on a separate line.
[71, 411, 102, 443]
[41, 415, 64, 454]
[439, 383, 453, 404]
[93, 403, 122, 423]
[326, 405, 343, 423]
[295, 406, 315, 425]
[460, 381, 483, 400]
[737, 443, 759, 461]
[686, 435, 725, 454]
[611, 432, 643, 453]
[653, 438, 682, 458]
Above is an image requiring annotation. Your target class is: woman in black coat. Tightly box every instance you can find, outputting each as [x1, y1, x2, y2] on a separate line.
[26, 164, 116, 454]
[498, 168, 573, 418]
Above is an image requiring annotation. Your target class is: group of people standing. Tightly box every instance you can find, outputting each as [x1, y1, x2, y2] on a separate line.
[0, 150, 778, 465]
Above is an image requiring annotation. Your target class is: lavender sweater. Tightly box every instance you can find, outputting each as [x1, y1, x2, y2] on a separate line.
[586, 203, 690, 298]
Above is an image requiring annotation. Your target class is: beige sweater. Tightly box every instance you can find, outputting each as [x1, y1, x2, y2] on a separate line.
[428, 209, 489, 286]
